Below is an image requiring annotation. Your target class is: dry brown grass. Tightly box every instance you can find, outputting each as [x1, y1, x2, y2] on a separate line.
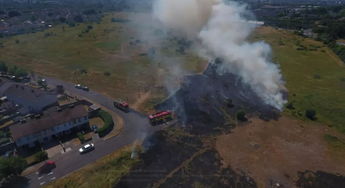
[216, 116, 345, 188]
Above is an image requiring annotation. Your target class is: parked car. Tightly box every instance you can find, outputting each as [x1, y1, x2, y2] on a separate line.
[82, 86, 89, 91]
[38, 161, 56, 175]
[79, 143, 95, 154]
[75, 84, 82, 89]
[75, 84, 89, 91]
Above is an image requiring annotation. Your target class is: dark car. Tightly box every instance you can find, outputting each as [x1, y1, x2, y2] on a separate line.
[38, 161, 56, 175]
[82, 86, 89, 91]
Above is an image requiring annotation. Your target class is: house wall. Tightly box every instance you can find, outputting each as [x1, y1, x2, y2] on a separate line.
[15, 116, 89, 147]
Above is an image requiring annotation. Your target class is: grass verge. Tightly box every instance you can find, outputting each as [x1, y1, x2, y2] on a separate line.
[44, 146, 139, 188]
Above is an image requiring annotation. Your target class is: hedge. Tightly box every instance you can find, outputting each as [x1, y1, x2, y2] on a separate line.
[97, 110, 114, 137]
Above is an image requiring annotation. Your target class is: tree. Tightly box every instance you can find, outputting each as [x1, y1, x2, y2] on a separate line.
[0, 157, 27, 179]
[305, 109, 317, 120]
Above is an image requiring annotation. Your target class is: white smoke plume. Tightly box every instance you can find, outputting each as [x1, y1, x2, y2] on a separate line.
[153, 0, 286, 110]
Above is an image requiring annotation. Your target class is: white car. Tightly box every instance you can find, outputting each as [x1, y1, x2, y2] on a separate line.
[75, 84, 82, 89]
[79, 143, 95, 154]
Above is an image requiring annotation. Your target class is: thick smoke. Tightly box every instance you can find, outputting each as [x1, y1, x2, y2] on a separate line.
[153, 0, 286, 110]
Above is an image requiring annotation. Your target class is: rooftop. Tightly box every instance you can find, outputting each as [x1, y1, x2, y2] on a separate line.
[0, 82, 57, 114]
[10, 105, 88, 141]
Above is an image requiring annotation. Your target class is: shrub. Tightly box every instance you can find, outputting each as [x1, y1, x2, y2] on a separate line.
[286, 102, 295, 110]
[305, 109, 317, 120]
[77, 132, 85, 143]
[8, 65, 28, 77]
[97, 110, 114, 137]
[104, 71, 111, 76]
[34, 151, 48, 163]
[236, 111, 247, 122]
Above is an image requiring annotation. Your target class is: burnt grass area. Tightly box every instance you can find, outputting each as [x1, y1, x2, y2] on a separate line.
[296, 171, 345, 188]
[114, 129, 256, 188]
[115, 60, 345, 187]
[160, 149, 256, 188]
[157, 59, 281, 135]
[114, 129, 203, 188]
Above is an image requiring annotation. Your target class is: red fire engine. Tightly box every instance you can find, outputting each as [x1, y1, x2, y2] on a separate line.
[113, 100, 129, 112]
[148, 111, 173, 125]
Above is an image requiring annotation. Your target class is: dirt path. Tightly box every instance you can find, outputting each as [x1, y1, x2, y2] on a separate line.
[131, 91, 151, 111]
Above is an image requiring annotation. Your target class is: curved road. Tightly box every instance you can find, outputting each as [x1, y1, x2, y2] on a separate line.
[25, 77, 156, 187]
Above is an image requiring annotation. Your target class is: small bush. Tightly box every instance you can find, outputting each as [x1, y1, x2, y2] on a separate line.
[236, 111, 247, 122]
[34, 151, 48, 163]
[77, 132, 85, 143]
[305, 109, 317, 120]
[286, 102, 295, 110]
[104, 71, 111, 76]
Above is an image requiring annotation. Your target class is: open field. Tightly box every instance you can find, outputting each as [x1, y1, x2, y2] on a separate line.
[0, 12, 206, 111]
[254, 27, 345, 133]
[217, 116, 345, 187]
[44, 146, 139, 188]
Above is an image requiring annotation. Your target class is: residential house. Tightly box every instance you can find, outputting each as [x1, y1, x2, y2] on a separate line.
[10, 105, 88, 147]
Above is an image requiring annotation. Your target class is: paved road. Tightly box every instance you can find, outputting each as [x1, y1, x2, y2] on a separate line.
[25, 77, 156, 188]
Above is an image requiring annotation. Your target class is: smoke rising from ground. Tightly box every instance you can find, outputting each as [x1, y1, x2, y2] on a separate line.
[153, 0, 286, 110]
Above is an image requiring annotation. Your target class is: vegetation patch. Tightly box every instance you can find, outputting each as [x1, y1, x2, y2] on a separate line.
[97, 110, 114, 137]
[324, 134, 345, 150]
[26, 151, 48, 166]
[45, 146, 139, 188]
[0, 156, 27, 181]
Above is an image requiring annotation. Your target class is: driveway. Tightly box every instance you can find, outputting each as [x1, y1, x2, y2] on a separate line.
[24, 77, 157, 187]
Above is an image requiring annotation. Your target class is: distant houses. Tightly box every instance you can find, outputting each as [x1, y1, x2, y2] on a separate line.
[10, 105, 89, 147]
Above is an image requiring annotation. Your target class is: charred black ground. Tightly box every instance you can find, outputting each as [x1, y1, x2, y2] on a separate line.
[114, 129, 256, 188]
[296, 171, 345, 188]
[157, 59, 282, 134]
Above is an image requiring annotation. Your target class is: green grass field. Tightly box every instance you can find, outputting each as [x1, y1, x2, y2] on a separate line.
[254, 27, 345, 133]
[0, 12, 206, 110]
